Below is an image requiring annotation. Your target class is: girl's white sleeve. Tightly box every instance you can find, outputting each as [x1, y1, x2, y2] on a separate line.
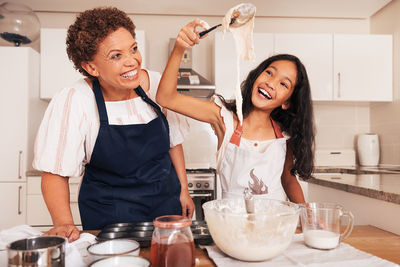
[32, 87, 88, 177]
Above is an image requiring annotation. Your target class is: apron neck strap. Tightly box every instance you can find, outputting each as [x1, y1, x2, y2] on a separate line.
[92, 79, 109, 126]
[134, 85, 163, 115]
[229, 118, 283, 146]
[92, 80, 164, 126]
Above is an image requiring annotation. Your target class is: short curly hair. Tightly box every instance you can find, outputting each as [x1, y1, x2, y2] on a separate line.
[66, 7, 136, 79]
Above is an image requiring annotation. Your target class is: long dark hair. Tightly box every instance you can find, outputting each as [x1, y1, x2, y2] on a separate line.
[218, 54, 315, 179]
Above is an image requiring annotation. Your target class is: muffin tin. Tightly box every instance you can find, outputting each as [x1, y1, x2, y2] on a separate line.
[97, 220, 213, 247]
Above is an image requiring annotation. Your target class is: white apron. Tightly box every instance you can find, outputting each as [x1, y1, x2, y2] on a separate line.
[215, 99, 287, 200]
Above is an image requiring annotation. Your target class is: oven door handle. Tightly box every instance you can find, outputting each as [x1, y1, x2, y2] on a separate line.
[190, 193, 212, 197]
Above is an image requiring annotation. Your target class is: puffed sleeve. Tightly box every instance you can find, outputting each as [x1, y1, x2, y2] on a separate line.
[146, 70, 190, 147]
[33, 85, 89, 177]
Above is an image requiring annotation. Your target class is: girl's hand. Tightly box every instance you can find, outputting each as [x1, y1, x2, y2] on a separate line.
[176, 19, 210, 50]
[180, 189, 195, 218]
[43, 224, 80, 242]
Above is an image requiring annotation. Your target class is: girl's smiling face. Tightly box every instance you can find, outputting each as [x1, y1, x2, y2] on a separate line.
[82, 27, 142, 91]
[251, 60, 297, 111]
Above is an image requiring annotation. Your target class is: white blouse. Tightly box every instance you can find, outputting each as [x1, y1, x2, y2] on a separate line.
[33, 70, 189, 177]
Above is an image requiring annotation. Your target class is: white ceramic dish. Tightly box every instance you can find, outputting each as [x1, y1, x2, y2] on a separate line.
[89, 255, 150, 267]
[87, 239, 140, 262]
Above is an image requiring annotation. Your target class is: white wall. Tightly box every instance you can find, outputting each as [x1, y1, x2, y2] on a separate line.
[370, 0, 400, 165]
[7, 8, 374, 160]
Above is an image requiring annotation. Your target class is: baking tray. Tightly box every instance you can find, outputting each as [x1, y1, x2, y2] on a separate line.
[96, 220, 213, 247]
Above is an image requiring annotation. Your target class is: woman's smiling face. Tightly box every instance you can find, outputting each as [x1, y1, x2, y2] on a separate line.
[251, 60, 297, 111]
[83, 27, 142, 91]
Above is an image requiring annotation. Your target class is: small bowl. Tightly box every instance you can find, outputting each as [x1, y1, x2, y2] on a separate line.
[89, 255, 150, 267]
[87, 239, 140, 262]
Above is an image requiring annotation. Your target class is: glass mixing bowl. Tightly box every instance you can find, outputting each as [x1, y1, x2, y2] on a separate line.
[203, 198, 300, 261]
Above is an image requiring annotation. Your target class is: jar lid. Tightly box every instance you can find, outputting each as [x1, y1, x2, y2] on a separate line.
[153, 215, 192, 229]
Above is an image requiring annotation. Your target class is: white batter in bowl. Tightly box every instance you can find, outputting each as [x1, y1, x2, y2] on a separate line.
[203, 198, 300, 261]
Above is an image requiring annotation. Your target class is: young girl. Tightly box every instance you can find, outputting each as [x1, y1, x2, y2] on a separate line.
[157, 20, 315, 203]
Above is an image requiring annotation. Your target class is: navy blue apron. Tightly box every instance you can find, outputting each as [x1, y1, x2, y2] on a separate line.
[78, 79, 182, 230]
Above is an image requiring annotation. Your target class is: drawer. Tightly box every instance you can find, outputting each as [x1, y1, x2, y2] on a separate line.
[27, 176, 81, 196]
[27, 195, 81, 226]
[27, 176, 41, 195]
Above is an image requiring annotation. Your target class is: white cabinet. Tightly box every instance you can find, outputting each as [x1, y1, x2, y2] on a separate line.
[40, 28, 83, 100]
[0, 183, 26, 229]
[214, 33, 392, 102]
[214, 32, 274, 99]
[333, 34, 392, 101]
[274, 33, 333, 101]
[40, 28, 146, 100]
[27, 176, 82, 229]
[0, 47, 39, 182]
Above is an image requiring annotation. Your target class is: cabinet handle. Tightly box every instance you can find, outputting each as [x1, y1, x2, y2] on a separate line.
[337, 72, 341, 98]
[18, 150, 23, 179]
[18, 186, 22, 215]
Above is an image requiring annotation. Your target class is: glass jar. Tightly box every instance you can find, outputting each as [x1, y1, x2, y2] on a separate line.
[150, 215, 195, 267]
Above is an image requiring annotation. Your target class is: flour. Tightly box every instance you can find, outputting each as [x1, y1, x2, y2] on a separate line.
[222, 3, 256, 124]
[304, 229, 340, 249]
[204, 198, 299, 261]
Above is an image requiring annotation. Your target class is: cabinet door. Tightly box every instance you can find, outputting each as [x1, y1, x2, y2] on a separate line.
[0, 183, 26, 229]
[333, 34, 392, 101]
[0, 47, 38, 181]
[274, 33, 333, 101]
[40, 28, 83, 100]
[215, 32, 274, 99]
[27, 176, 82, 226]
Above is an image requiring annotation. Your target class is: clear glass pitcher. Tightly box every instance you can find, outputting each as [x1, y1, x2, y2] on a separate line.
[300, 202, 354, 250]
[150, 215, 195, 267]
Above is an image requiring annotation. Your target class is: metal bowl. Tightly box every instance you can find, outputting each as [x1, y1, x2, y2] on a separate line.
[101, 226, 135, 233]
[7, 236, 66, 267]
[133, 226, 154, 231]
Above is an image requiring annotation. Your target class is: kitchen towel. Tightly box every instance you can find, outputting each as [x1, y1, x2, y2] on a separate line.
[0, 224, 96, 267]
[204, 234, 399, 267]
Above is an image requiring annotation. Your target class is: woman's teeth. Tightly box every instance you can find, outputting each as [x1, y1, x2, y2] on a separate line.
[258, 88, 271, 99]
[121, 70, 137, 79]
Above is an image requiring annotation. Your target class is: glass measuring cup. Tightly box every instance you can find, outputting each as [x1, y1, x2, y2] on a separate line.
[300, 202, 354, 250]
[150, 215, 195, 267]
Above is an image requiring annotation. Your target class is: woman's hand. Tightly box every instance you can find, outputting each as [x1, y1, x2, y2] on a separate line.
[43, 224, 80, 242]
[175, 19, 210, 50]
[180, 189, 195, 219]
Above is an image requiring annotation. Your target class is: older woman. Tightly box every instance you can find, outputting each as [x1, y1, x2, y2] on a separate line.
[33, 7, 194, 241]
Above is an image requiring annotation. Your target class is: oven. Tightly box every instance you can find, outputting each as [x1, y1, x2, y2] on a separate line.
[187, 169, 216, 221]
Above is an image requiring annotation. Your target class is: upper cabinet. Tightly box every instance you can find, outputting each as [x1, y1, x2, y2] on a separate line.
[274, 33, 333, 101]
[214, 32, 392, 102]
[214, 32, 274, 99]
[40, 28, 82, 100]
[40, 28, 146, 100]
[333, 34, 392, 102]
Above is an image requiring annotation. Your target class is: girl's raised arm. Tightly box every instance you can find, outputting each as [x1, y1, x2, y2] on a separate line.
[157, 20, 221, 125]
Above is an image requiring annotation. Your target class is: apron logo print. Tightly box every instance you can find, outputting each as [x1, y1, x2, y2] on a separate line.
[248, 169, 268, 195]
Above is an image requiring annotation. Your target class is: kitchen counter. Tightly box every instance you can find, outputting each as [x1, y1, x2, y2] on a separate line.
[85, 225, 400, 266]
[309, 166, 400, 205]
